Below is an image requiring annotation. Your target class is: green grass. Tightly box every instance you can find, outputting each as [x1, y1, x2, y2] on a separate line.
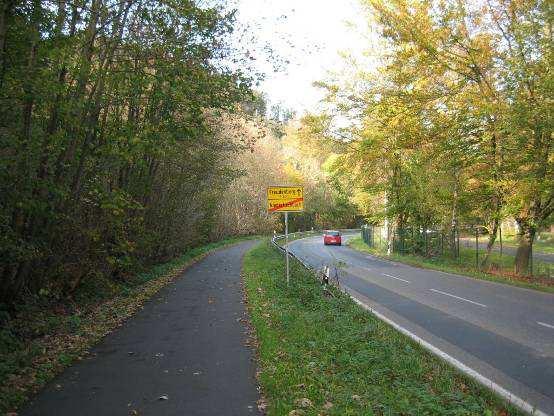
[466, 232, 554, 255]
[496, 233, 554, 255]
[0, 234, 260, 414]
[242, 240, 522, 416]
[348, 237, 554, 293]
[529, 235, 554, 254]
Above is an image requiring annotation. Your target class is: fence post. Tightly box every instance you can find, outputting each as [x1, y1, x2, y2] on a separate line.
[457, 227, 460, 260]
[499, 226, 503, 276]
[530, 243, 533, 277]
[475, 228, 479, 271]
[400, 227, 404, 254]
[372, 225, 375, 247]
[424, 230, 428, 257]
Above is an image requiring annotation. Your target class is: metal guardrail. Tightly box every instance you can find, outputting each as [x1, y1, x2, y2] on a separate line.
[271, 231, 318, 270]
[271, 229, 361, 272]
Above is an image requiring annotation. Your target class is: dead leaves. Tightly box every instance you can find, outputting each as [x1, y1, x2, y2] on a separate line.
[257, 397, 268, 413]
[294, 397, 313, 408]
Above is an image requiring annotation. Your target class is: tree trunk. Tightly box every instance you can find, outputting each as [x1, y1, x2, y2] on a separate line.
[0, 0, 14, 86]
[21, 0, 41, 144]
[481, 217, 499, 268]
[449, 172, 459, 256]
[514, 219, 535, 276]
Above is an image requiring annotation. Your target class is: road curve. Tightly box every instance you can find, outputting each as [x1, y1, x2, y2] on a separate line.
[287, 233, 554, 415]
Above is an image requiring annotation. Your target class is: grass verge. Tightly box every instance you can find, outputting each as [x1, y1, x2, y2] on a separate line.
[469, 233, 554, 255]
[348, 237, 554, 294]
[242, 240, 521, 416]
[0, 235, 259, 414]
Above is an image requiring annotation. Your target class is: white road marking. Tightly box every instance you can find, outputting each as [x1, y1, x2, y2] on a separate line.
[430, 289, 487, 308]
[382, 273, 411, 283]
[537, 321, 554, 330]
[346, 293, 549, 416]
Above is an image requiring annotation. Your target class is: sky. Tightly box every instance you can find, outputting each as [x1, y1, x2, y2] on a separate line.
[234, 0, 373, 115]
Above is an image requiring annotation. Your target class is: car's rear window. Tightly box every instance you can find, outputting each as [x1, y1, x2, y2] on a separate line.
[327, 231, 340, 236]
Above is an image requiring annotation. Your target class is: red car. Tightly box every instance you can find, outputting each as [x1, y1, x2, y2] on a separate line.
[323, 230, 342, 245]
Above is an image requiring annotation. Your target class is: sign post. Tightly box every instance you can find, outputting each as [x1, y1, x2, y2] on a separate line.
[267, 185, 304, 285]
[285, 211, 289, 285]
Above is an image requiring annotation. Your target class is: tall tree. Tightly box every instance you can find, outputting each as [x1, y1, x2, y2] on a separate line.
[0, 0, 256, 303]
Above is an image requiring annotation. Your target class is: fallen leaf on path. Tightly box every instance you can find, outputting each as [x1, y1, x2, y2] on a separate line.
[257, 398, 268, 412]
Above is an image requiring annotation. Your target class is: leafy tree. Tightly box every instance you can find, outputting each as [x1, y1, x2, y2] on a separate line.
[0, 0, 256, 304]
[314, 0, 551, 274]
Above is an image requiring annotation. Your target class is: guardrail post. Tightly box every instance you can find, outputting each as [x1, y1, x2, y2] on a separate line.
[475, 228, 479, 271]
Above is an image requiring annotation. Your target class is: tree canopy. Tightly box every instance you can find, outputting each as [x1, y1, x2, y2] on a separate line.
[0, 0, 256, 303]
[313, 0, 552, 273]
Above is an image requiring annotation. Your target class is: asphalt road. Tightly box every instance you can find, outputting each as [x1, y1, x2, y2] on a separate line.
[459, 238, 554, 264]
[287, 233, 554, 415]
[20, 241, 260, 416]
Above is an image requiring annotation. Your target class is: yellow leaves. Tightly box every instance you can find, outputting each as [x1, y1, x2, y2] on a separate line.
[467, 178, 480, 189]
[282, 163, 304, 184]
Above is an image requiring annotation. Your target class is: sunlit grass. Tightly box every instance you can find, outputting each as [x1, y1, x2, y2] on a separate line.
[243, 240, 521, 415]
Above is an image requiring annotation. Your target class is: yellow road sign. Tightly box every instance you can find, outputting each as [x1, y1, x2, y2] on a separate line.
[267, 186, 304, 213]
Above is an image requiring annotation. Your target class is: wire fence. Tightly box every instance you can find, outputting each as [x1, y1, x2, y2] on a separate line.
[361, 224, 553, 280]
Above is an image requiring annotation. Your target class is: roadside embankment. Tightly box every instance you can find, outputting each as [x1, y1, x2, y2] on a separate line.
[242, 240, 521, 415]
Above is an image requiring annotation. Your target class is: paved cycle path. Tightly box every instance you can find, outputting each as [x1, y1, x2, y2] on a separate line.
[21, 240, 261, 416]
